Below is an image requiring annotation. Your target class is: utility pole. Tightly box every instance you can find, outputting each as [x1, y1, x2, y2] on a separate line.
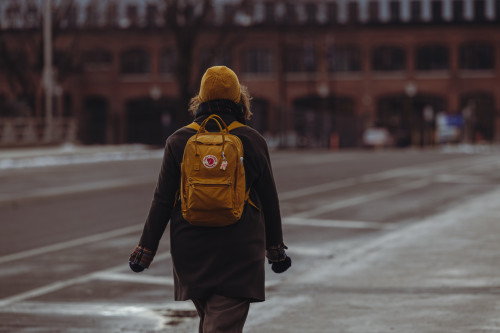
[43, 0, 53, 143]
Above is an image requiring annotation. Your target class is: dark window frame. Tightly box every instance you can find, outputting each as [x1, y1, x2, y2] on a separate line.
[285, 44, 317, 73]
[459, 42, 495, 70]
[328, 45, 362, 72]
[242, 48, 273, 74]
[120, 49, 150, 74]
[416, 45, 449, 71]
[372, 46, 406, 72]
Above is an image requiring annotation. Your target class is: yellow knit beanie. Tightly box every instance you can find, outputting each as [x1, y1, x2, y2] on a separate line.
[198, 66, 241, 103]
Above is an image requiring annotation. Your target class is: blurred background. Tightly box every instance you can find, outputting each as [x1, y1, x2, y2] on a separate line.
[3, 1, 500, 331]
[0, 0, 498, 150]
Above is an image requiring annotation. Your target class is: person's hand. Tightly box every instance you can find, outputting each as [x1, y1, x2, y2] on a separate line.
[129, 261, 145, 273]
[266, 243, 292, 273]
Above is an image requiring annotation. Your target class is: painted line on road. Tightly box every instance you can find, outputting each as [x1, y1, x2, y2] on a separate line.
[0, 252, 170, 308]
[292, 179, 429, 219]
[93, 272, 174, 286]
[284, 217, 397, 230]
[277, 154, 499, 202]
[0, 177, 155, 205]
[0, 224, 143, 265]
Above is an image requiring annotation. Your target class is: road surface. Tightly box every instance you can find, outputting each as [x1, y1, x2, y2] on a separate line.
[1, 147, 500, 332]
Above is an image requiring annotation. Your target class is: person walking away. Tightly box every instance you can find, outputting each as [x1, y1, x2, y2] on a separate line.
[129, 66, 291, 333]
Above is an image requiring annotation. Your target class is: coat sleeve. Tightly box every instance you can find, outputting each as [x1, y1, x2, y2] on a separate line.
[130, 137, 180, 268]
[253, 139, 284, 248]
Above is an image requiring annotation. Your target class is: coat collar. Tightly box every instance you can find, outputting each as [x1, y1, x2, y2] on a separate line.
[195, 100, 246, 125]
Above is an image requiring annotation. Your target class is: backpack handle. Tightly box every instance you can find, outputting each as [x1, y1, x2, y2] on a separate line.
[198, 114, 229, 134]
[194, 114, 228, 157]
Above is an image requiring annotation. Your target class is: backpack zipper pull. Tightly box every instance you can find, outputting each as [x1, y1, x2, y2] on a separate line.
[220, 152, 228, 170]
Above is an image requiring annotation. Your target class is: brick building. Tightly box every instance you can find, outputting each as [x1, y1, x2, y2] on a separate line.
[1, 0, 500, 148]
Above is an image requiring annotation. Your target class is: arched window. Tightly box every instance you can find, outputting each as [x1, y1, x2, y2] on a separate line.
[372, 46, 406, 71]
[459, 42, 494, 70]
[83, 49, 112, 69]
[328, 45, 362, 72]
[285, 44, 317, 73]
[120, 49, 150, 74]
[242, 48, 273, 73]
[416, 45, 449, 70]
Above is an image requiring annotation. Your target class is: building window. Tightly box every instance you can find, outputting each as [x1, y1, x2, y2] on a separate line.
[285, 45, 317, 73]
[389, 1, 401, 23]
[410, 1, 422, 22]
[474, 0, 486, 21]
[453, 0, 465, 22]
[264, 2, 274, 23]
[120, 49, 150, 74]
[5, 3, 21, 28]
[86, 4, 98, 27]
[127, 5, 139, 27]
[431, 0, 443, 22]
[328, 45, 362, 72]
[26, 4, 39, 28]
[368, 1, 379, 23]
[459, 43, 494, 70]
[146, 5, 158, 27]
[416, 45, 449, 70]
[242, 48, 273, 73]
[83, 49, 113, 69]
[106, 2, 118, 27]
[372, 46, 406, 71]
[347, 2, 359, 24]
[285, 4, 297, 24]
[160, 49, 176, 74]
[305, 3, 317, 24]
[496, 0, 500, 21]
[199, 49, 232, 74]
[327, 3, 338, 24]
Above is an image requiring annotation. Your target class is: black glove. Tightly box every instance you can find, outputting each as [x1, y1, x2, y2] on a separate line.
[129, 261, 145, 273]
[266, 243, 292, 274]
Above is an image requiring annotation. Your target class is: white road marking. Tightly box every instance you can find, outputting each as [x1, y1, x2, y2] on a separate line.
[0, 224, 143, 264]
[0, 252, 170, 308]
[0, 177, 155, 204]
[284, 217, 396, 229]
[93, 272, 174, 286]
[277, 154, 498, 202]
[292, 179, 429, 219]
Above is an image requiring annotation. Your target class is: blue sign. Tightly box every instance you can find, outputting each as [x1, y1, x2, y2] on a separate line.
[446, 115, 464, 127]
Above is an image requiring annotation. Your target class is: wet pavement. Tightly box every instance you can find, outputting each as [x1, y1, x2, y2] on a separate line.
[1, 146, 500, 332]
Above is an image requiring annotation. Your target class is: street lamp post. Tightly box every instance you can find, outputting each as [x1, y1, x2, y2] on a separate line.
[405, 82, 418, 147]
[43, 0, 53, 143]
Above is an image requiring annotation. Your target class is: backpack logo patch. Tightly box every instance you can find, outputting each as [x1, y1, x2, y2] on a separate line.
[203, 155, 218, 168]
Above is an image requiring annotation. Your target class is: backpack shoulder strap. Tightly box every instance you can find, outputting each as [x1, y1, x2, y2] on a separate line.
[187, 121, 244, 132]
[185, 122, 201, 131]
[228, 121, 245, 132]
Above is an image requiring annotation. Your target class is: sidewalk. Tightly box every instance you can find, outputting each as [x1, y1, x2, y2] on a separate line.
[0, 143, 163, 170]
[245, 188, 500, 333]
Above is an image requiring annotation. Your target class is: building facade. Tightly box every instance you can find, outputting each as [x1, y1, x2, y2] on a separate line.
[1, 0, 500, 147]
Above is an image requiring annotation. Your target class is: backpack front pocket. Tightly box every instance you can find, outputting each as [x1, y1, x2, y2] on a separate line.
[187, 179, 233, 211]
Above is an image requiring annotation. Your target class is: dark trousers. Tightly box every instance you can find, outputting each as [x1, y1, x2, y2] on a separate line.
[192, 294, 250, 333]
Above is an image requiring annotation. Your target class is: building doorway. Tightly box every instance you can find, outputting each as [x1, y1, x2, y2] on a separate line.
[82, 97, 108, 144]
[248, 98, 269, 135]
[293, 95, 357, 148]
[125, 97, 176, 145]
[377, 94, 445, 147]
[460, 92, 495, 143]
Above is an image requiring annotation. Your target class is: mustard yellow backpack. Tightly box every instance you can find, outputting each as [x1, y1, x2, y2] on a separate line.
[181, 114, 250, 227]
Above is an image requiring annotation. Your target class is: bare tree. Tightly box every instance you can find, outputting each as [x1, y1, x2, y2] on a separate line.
[0, 0, 81, 118]
[161, 0, 249, 124]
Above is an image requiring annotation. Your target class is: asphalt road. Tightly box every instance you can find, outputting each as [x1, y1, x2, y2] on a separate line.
[1, 148, 499, 332]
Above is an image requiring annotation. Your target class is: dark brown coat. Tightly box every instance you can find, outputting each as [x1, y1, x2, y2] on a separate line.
[138, 110, 283, 302]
